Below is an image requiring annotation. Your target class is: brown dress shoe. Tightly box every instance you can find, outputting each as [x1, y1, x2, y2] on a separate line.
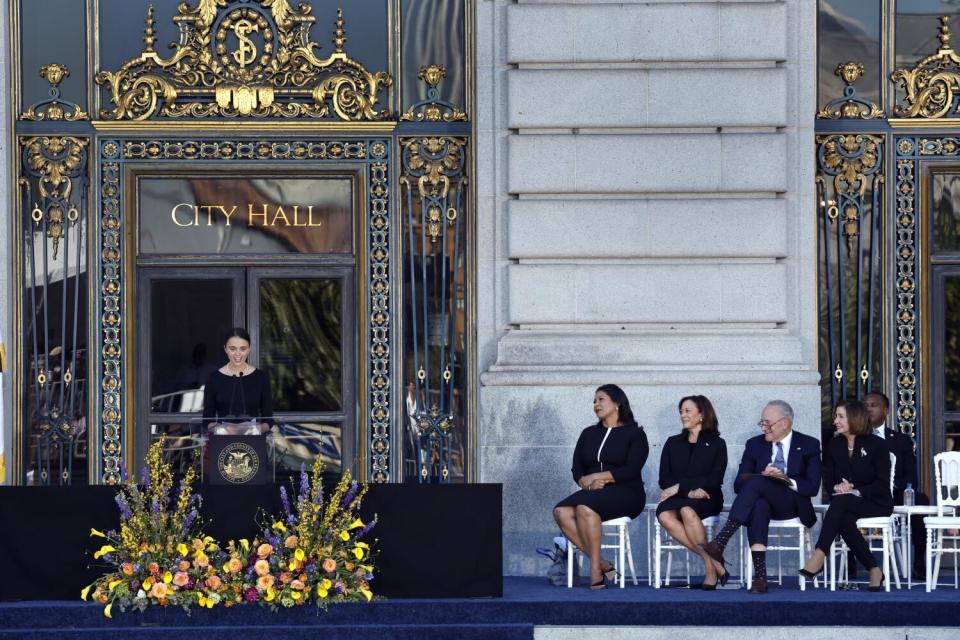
[697, 541, 725, 564]
[749, 576, 768, 594]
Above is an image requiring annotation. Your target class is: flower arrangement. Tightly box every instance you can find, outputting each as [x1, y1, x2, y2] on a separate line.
[82, 439, 376, 617]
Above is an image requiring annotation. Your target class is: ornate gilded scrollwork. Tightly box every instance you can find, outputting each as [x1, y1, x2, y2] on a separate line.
[400, 64, 467, 122]
[817, 62, 883, 119]
[19, 63, 88, 121]
[96, 2, 392, 120]
[817, 134, 882, 255]
[891, 16, 960, 118]
[20, 137, 88, 260]
[893, 141, 920, 440]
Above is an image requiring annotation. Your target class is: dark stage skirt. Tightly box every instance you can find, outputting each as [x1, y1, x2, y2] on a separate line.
[555, 485, 645, 521]
[655, 495, 723, 519]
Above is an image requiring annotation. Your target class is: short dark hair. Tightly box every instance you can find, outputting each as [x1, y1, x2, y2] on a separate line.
[837, 400, 872, 437]
[865, 391, 890, 409]
[224, 327, 251, 345]
[595, 384, 637, 428]
[678, 395, 720, 437]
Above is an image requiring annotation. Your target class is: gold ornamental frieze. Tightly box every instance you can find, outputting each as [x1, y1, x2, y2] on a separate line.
[96, 1, 392, 121]
[891, 16, 960, 119]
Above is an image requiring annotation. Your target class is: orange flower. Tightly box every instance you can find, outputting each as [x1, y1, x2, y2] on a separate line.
[291, 579, 305, 591]
[192, 538, 205, 551]
[194, 553, 209, 569]
[227, 557, 243, 573]
[346, 562, 355, 572]
[254, 559, 270, 576]
[256, 543, 274, 559]
[279, 571, 292, 585]
[147, 562, 160, 575]
[172, 572, 190, 587]
[284, 535, 299, 549]
[149, 582, 168, 599]
[121, 563, 135, 576]
[178, 560, 190, 572]
[206, 575, 222, 590]
[256, 574, 275, 590]
[322, 558, 337, 573]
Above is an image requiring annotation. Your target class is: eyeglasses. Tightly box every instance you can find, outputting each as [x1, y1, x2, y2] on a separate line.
[757, 417, 786, 430]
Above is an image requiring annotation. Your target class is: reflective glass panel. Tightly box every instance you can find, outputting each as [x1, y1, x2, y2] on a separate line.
[946, 421, 960, 452]
[270, 421, 343, 476]
[933, 173, 960, 251]
[401, 0, 466, 112]
[138, 176, 354, 255]
[149, 279, 233, 410]
[819, 1, 881, 109]
[944, 276, 960, 412]
[896, 3, 960, 74]
[259, 278, 343, 413]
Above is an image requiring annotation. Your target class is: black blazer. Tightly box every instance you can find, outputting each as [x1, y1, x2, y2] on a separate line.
[658, 433, 727, 503]
[571, 423, 649, 497]
[823, 434, 893, 508]
[732, 431, 822, 527]
[882, 427, 918, 497]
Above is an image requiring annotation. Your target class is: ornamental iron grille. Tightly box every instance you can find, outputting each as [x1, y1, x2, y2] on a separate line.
[17, 135, 90, 485]
[399, 136, 468, 483]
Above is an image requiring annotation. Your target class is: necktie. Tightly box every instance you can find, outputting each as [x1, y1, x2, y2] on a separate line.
[774, 442, 786, 474]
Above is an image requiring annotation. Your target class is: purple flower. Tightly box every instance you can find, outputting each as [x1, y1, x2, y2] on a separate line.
[115, 494, 133, 520]
[364, 573, 374, 581]
[140, 466, 150, 488]
[120, 464, 129, 483]
[280, 486, 291, 518]
[244, 587, 260, 602]
[181, 509, 197, 535]
[358, 519, 376, 539]
[129, 580, 140, 593]
[298, 464, 309, 502]
[341, 482, 358, 509]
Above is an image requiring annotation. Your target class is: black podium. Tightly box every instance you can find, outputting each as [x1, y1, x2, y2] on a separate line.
[205, 435, 270, 485]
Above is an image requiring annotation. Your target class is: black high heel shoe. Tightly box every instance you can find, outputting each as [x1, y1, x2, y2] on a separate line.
[867, 572, 884, 592]
[590, 578, 607, 590]
[798, 565, 825, 579]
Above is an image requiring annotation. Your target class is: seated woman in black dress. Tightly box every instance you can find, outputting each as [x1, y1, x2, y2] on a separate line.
[553, 384, 649, 589]
[202, 327, 274, 435]
[800, 399, 892, 591]
[656, 395, 728, 588]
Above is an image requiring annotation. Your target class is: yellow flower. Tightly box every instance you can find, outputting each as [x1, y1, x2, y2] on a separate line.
[321, 578, 332, 590]
[294, 548, 305, 561]
[360, 564, 373, 573]
[348, 518, 364, 530]
[265, 587, 276, 602]
[93, 545, 116, 559]
[317, 586, 328, 598]
[90, 528, 107, 538]
[80, 585, 91, 601]
[198, 594, 208, 607]
[356, 542, 370, 550]
[163, 572, 173, 584]
[272, 522, 286, 532]
[288, 559, 298, 571]
[359, 587, 373, 602]
[177, 543, 189, 556]
[292, 591, 302, 600]
[103, 602, 113, 619]
[206, 598, 215, 609]
[339, 530, 350, 542]
[108, 580, 123, 592]
[353, 547, 364, 560]
[240, 538, 250, 551]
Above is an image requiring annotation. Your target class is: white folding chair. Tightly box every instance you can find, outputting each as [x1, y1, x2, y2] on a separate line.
[652, 514, 718, 587]
[566, 516, 638, 588]
[925, 452, 960, 592]
[830, 452, 901, 591]
[743, 517, 819, 590]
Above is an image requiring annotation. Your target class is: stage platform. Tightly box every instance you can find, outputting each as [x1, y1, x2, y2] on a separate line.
[1, 577, 958, 639]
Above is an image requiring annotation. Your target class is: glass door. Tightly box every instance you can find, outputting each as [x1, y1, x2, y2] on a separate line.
[932, 266, 960, 459]
[136, 267, 355, 477]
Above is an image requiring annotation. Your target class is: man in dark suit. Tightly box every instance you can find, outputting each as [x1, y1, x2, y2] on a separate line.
[698, 400, 821, 593]
[864, 391, 928, 579]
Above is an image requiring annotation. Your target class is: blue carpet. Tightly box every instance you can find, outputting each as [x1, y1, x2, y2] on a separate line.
[2, 577, 958, 638]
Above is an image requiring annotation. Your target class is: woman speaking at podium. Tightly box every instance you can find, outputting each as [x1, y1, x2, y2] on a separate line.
[202, 327, 274, 435]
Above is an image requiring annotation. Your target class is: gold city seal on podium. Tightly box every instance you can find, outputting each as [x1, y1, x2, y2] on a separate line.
[216, 441, 261, 484]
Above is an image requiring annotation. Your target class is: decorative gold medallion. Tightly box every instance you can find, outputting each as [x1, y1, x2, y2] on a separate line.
[217, 442, 260, 483]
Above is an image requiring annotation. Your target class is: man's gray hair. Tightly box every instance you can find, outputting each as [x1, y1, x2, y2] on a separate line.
[765, 400, 794, 421]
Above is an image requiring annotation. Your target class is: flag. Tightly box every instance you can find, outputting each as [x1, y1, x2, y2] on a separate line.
[0, 327, 6, 484]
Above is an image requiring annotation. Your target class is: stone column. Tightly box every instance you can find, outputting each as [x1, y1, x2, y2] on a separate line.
[476, 0, 818, 574]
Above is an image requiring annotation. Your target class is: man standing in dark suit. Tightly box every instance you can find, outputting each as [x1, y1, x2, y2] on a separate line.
[864, 391, 928, 579]
[698, 400, 821, 593]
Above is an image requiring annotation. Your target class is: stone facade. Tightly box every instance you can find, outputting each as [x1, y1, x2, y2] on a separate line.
[475, 0, 818, 574]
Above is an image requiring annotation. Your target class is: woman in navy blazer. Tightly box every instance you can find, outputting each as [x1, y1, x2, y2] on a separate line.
[800, 399, 892, 591]
[657, 395, 728, 587]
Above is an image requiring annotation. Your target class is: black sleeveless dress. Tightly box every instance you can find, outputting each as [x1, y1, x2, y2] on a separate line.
[555, 423, 649, 520]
